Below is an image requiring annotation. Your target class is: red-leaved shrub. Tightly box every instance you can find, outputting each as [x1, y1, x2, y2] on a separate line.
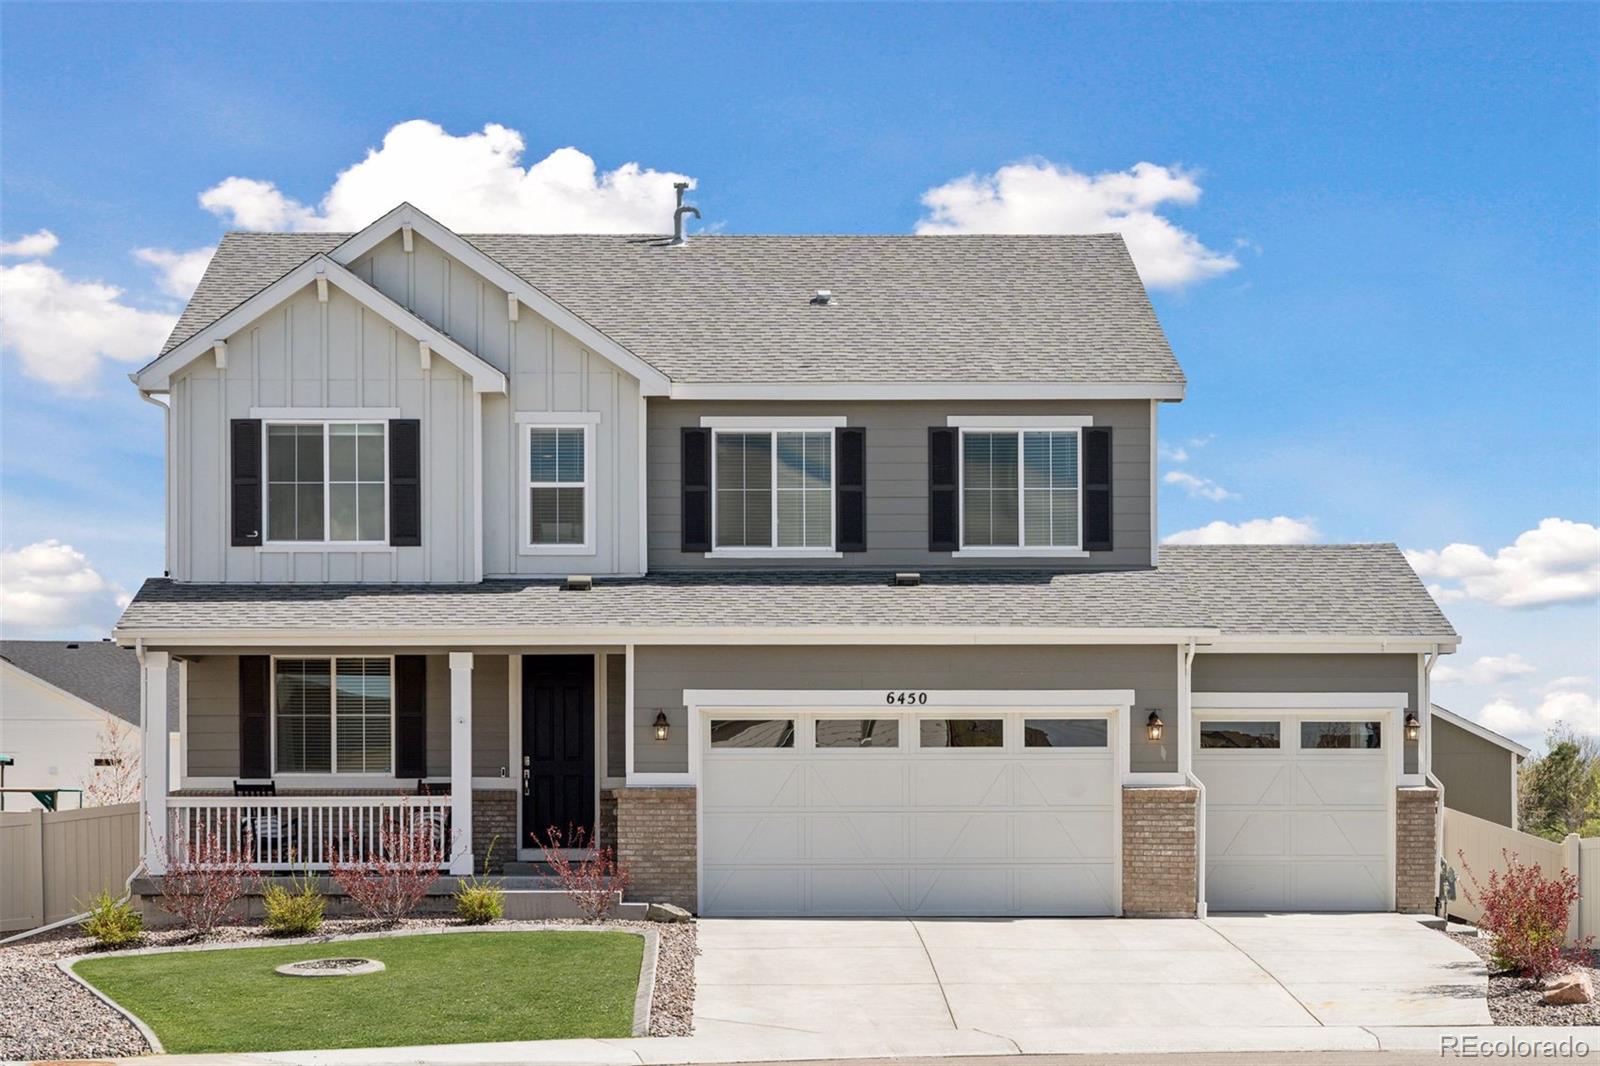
[156, 825, 258, 936]
[1458, 848, 1592, 980]
[330, 811, 448, 924]
[539, 825, 632, 922]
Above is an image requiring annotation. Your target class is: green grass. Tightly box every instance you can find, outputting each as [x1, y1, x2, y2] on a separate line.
[72, 931, 644, 1053]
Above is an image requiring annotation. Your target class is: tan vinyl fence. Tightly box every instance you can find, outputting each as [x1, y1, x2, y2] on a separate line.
[0, 802, 140, 933]
[1443, 807, 1594, 946]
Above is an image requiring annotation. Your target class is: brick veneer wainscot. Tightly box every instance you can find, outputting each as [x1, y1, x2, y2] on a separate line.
[612, 786, 696, 911]
[1122, 785, 1198, 917]
[1395, 786, 1439, 914]
[471, 789, 517, 874]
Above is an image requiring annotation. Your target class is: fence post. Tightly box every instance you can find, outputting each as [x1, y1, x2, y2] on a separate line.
[25, 810, 46, 931]
[1564, 832, 1583, 944]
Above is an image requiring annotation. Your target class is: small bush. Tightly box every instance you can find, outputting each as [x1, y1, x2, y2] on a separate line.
[156, 825, 258, 936]
[454, 836, 505, 925]
[80, 891, 143, 948]
[330, 811, 446, 925]
[1459, 848, 1594, 980]
[263, 872, 325, 936]
[539, 825, 632, 922]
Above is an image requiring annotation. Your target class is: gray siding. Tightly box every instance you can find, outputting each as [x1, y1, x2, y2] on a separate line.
[186, 655, 238, 778]
[633, 644, 1177, 774]
[1433, 715, 1516, 826]
[1192, 653, 1421, 774]
[605, 653, 627, 779]
[646, 399, 1153, 570]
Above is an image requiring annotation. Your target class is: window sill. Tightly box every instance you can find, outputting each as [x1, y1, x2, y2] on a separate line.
[952, 547, 1091, 559]
[704, 549, 844, 560]
[518, 544, 598, 557]
[257, 544, 396, 553]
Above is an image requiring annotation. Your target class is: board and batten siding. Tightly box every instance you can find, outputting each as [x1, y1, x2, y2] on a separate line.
[352, 233, 645, 578]
[646, 399, 1153, 570]
[1191, 653, 1422, 775]
[632, 644, 1178, 775]
[1432, 714, 1516, 826]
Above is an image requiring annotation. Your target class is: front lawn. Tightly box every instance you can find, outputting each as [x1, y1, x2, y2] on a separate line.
[72, 931, 644, 1053]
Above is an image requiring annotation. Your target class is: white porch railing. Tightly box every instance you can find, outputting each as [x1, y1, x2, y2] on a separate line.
[166, 795, 455, 871]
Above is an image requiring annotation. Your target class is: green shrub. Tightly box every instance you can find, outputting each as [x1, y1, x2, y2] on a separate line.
[80, 891, 143, 948]
[454, 835, 505, 925]
[263, 872, 325, 936]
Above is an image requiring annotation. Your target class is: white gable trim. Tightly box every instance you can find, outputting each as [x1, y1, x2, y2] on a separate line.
[329, 203, 672, 396]
[135, 256, 506, 394]
[1432, 703, 1530, 758]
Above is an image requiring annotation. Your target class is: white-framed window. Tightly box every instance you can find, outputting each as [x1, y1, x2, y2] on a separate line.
[712, 429, 835, 551]
[264, 421, 387, 544]
[521, 423, 595, 554]
[272, 656, 393, 775]
[958, 427, 1082, 552]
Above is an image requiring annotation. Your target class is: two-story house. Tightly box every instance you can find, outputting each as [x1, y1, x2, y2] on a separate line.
[116, 201, 1461, 919]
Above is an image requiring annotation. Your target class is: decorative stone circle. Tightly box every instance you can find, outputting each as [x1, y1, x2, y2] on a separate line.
[274, 957, 386, 978]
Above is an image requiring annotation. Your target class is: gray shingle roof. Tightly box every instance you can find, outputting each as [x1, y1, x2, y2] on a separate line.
[1, 640, 178, 728]
[160, 232, 1184, 387]
[115, 546, 1455, 641]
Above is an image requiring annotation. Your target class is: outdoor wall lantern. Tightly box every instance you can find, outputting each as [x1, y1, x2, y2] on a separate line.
[1404, 712, 1421, 742]
[653, 711, 671, 742]
[1146, 710, 1165, 742]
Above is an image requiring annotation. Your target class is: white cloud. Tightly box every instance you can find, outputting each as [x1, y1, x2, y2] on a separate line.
[915, 160, 1239, 289]
[1163, 515, 1319, 545]
[199, 119, 694, 234]
[0, 258, 177, 387]
[1539, 675, 1595, 695]
[0, 229, 60, 258]
[1163, 469, 1237, 502]
[1432, 653, 1538, 686]
[1473, 683, 1600, 741]
[1405, 518, 1600, 609]
[134, 245, 216, 299]
[1159, 443, 1190, 463]
[0, 540, 130, 638]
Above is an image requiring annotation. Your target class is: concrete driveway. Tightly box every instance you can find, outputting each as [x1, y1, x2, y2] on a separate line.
[693, 912, 1490, 1038]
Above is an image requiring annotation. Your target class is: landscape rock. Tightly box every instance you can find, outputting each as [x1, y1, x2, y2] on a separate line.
[1541, 970, 1594, 1006]
[646, 902, 693, 923]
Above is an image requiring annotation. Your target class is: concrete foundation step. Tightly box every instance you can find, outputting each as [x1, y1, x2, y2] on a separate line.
[500, 889, 647, 921]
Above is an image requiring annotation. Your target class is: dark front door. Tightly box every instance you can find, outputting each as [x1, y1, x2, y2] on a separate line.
[522, 655, 596, 851]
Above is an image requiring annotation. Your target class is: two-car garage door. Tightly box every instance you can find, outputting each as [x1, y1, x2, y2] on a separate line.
[1195, 714, 1394, 912]
[699, 711, 1118, 916]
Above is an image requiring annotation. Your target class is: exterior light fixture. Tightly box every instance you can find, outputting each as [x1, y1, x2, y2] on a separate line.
[1405, 712, 1420, 742]
[653, 711, 671, 742]
[1146, 711, 1165, 742]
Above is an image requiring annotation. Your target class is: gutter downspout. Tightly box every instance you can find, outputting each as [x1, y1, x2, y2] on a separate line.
[1422, 645, 1447, 915]
[1178, 638, 1206, 918]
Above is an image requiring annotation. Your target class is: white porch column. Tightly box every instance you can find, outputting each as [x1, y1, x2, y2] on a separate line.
[141, 651, 171, 875]
[449, 652, 474, 875]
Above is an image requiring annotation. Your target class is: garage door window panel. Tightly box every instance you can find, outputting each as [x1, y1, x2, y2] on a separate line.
[1200, 721, 1281, 749]
[918, 718, 1004, 748]
[815, 719, 901, 749]
[1301, 721, 1383, 750]
[1023, 718, 1109, 748]
[710, 718, 796, 748]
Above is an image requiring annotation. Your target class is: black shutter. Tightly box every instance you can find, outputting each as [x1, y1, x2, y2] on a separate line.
[928, 428, 959, 552]
[394, 655, 428, 779]
[238, 655, 271, 779]
[836, 427, 867, 553]
[389, 419, 422, 547]
[681, 427, 711, 552]
[1084, 426, 1113, 552]
[230, 419, 262, 547]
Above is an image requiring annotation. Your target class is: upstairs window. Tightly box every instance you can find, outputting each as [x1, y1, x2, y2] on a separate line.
[266, 422, 386, 543]
[714, 430, 834, 550]
[525, 426, 590, 550]
[960, 428, 1080, 550]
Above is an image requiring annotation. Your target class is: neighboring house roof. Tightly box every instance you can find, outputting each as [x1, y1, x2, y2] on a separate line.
[0, 640, 178, 729]
[114, 545, 1456, 643]
[1432, 703, 1530, 758]
[159, 231, 1185, 389]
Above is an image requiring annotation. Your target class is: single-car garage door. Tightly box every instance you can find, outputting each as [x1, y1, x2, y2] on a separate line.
[1195, 714, 1394, 911]
[699, 711, 1118, 916]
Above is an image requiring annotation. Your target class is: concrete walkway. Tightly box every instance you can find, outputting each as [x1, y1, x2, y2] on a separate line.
[694, 912, 1490, 1035]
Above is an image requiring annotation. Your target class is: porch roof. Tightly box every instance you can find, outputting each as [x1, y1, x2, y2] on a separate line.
[115, 545, 1456, 644]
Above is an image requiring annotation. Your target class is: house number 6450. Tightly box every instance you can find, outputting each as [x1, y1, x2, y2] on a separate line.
[884, 691, 929, 705]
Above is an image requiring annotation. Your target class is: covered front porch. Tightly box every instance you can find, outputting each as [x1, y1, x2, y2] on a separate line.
[137, 647, 646, 876]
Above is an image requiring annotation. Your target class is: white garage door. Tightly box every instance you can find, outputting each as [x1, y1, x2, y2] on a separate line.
[699, 712, 1118, 916]
[1195, 715, 1393, 912]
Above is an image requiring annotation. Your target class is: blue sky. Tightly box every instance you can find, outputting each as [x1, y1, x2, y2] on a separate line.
[2, 3, 1596, 748]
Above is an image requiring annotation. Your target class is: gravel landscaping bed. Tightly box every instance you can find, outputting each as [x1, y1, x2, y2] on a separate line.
[0, 914, 696, 1061]
[1448, 930, 1599, 1026]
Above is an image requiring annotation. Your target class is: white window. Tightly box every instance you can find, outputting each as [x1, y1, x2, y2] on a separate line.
[523, 424, 593, 552]
[960, 428, 1081, 551]
[273, 657, 392, 774]
[713, 430, 834, 550]
[265, 422, 386, 543]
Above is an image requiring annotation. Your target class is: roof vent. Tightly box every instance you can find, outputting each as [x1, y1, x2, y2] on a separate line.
[563, 575, 593, 592]
[810, 289, 834, 306]
[894, 572, 921, 587]
[670, 183, 700, 246]
[64, 642, 80, 649]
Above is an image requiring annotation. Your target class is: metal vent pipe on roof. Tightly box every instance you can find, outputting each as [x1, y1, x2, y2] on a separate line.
[670, 183, 699, 246]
